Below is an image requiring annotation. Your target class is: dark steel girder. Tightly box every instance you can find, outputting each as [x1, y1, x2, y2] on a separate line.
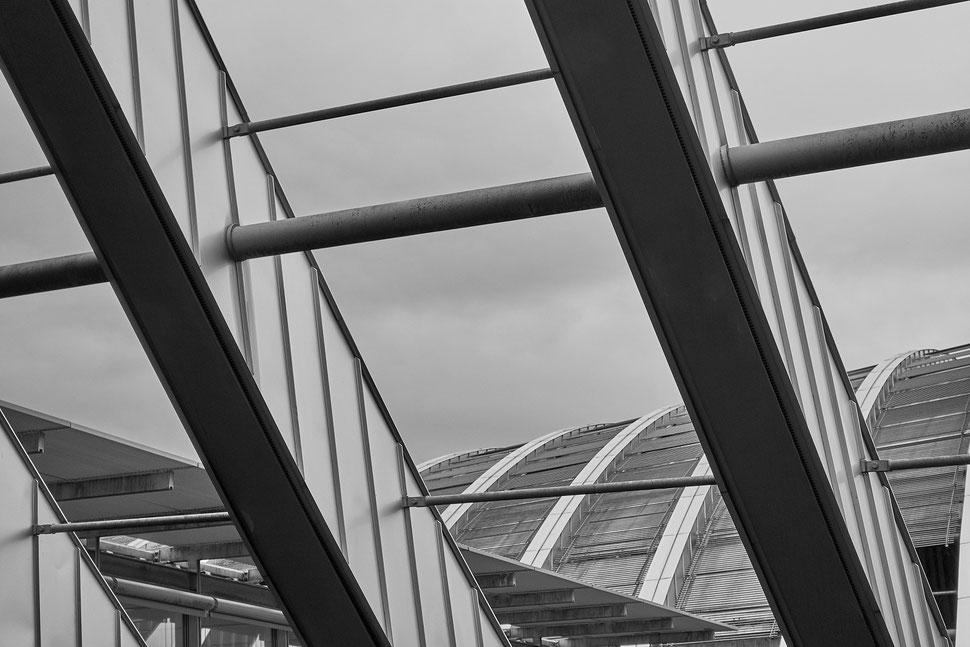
[0, 2, 387, 646]
[523, 1, 893, 645]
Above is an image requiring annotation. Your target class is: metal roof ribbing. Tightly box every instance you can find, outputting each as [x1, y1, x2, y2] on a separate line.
[449, 424, 629, 560]
[520, 406, 684, 569]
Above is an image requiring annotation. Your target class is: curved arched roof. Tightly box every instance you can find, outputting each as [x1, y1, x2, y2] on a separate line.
[420, 345, 970, 641]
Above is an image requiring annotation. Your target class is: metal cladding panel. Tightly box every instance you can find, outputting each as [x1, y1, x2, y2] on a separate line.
[2, 1, 508, 645]
[364, 389, 421, 643]
[282, 260, 341, 525]
[0, 416, 147, 646]
[523, 0, 949, 644]
[87, 0, 135, 127]
[132, 0, 193, 243]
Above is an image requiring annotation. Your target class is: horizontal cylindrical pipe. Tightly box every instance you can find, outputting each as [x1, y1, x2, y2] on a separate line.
[0, 252, 105, 298]
[228, 68, 555, 137]
[864, 454, 970, 472]
[704, 0, 969, 48]
[105, 577, 286, 626]
[0, 165, 54, 185]
[35, 511, 231, 535]
[228, 173, 602, 260]
[721, 108, 970, 185]
[405, 475, 717, 507]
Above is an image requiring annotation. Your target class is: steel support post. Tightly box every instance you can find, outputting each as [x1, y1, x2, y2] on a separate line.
[227, 172, 601, 260]
[523, 1, 893, 645]
[721, 108, 970, 185]
[227, 68, 555, 137]
[703, 0, 969, 49]
[0, 2, 388, 645]
[405, 474, 717, 507]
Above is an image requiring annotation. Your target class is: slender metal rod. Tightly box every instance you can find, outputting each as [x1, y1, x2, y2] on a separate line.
[863, 454, 970, 472]
[703, 0, 970, 49]
[227, 68, 555, 137]
[34, 511, 231, 535]
[404, 475, 717, 507]
[721, 108, 970, 185]
[0, 165, 53, 185]
[227, 173, 601, 260]
[0, 252, 105, 298]
[104, 577, 286, 625]
[0, 173, 600, 297]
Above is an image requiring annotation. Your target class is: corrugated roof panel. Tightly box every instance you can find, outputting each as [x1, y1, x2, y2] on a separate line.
[878, 394, 970, 427]
[875, 413, 965, 445]
[895, 365, 970, 392]
[889, 378, 970, 406]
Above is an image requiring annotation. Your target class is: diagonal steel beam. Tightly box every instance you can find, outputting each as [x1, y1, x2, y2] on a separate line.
[0, 2, 387, 646]
[522, 1, 893, 645]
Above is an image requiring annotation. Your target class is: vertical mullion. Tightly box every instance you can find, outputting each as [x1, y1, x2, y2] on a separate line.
[355, 359, 392, 639]
[32, 481, 41, 647]
[396, 444, 427, 647]
[268, 175, 304, 472]
[218, 71, 256, 371]
[75, 547, 83, 647]
[311, 267, 348, 556]
[170, 0, 200, 260]
[435, 521, 457, 647]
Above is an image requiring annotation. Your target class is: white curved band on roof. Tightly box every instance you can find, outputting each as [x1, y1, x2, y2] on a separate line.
[416, 450, 474, 473]
[438, 425, 578, 529]
[856, 350, 925, 421]
[636, 351, 928, 607]
[520, 403, 684, 568]
[637, 455, 713, 603]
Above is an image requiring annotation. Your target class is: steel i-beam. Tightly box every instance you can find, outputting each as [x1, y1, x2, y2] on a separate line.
[0, 2, 387, 645]
[523, 1, 893, 644]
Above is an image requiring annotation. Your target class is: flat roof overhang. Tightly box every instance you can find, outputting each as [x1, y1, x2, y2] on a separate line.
[0, 2, 387, 645]
[523, 1, 894, 645]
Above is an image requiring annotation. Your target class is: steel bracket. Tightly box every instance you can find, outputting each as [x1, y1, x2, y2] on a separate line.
[860, 459, 890, 473]
[700, 33, 733, 50]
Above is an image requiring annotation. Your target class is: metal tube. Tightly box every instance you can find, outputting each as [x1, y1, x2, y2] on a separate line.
[703, 0, 969, 49]
[0, 165, 54, 185]
[863, 454, 970, 472]
[0, 252, 105, 298]
[228, 173, 601, 260]
[104, 577, 287, 625]
[34, 511, 231, 535]
[404, 475, 717, 507]
[2, 174, 600, 297]
[227, 68, 555, 137]
[721, 108, 970, 185]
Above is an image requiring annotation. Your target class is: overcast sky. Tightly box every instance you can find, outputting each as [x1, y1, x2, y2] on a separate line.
[0, 0, 967, 462]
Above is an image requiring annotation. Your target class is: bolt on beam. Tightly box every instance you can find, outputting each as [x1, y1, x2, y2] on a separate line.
[226, 68, 555, 137]
[721, 108, 970, 185]
[702, 0, 970, 49]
